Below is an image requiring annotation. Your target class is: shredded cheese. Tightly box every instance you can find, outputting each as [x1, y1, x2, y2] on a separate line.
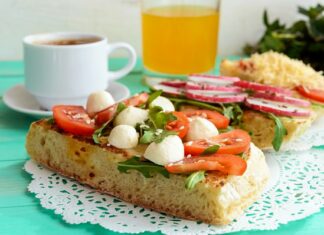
[221, 51, 324, 89]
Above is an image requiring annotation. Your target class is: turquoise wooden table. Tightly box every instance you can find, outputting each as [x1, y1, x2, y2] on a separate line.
[0, 59, 323, 235]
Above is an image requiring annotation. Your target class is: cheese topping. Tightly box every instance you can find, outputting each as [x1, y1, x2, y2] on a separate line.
[114, 106, 148, 127]
[185, 117, 219, 141]
[144, 135, 184, 165]
[86, 91, 115, 116]
[149, 96, 175, 112]
[108, 125, 139, 149]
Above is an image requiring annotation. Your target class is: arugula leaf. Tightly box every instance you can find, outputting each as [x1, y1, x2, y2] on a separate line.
[147, 90, 163, 108]
[168, 97, 223, 113]
[149, 106, 176, 129]
[185, 171, 205, 190]
[116, 102, 127, 114]
[221, 103, 243, 126]
[117, 156, 170, 178]
[139, 130, 155, 144]
[139, 129, 177, 144]
[92, 121, 110, 144]
[267, 113, 287, 151]
[202, 145, 220, 155]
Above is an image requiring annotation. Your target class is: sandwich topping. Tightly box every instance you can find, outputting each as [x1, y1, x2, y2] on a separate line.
[50, 74, 321, 189]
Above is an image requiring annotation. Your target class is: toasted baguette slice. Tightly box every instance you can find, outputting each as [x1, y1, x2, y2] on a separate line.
[240, 110, 316, 149]
[26, 120, 269, 225]
[220, 51, 324, 89]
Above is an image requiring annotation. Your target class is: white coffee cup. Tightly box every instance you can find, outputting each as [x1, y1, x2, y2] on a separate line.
[23, 32, 136, 110]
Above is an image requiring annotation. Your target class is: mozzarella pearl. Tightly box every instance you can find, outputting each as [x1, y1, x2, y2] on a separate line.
[86, 91, 115, 116]
[149, 96, 175, 112]
[144, 135, 184, 165]
[114, 106, 148, 127]
[108, 125, 138, 149]
[185, 117, 218, 141]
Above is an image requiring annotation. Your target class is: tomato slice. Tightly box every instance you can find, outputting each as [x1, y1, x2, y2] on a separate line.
[95, 104, 117, 126]
[184, 129, 251, 155]
[182, 109, 229, 129]
[296, 86, 324, 103]
[166, 112, 189, 139]
[52, 105, 95, 136]
[165, 154, 247, 175]
[124, 93, 149, 107]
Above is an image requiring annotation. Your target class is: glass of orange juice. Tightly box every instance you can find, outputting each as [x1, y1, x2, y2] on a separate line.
[141, 0, 220, 77]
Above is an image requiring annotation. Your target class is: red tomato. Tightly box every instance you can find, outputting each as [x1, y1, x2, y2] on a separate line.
[184, 129, 251, 155]
[296, 86, 324, 103]
[95, 104, 117, 126]
[166, 112, 190, 139]
[165, 154, 247, 175]
[124, 93, 149, 107]
[52, 105, 95, 136]
[182, 109, 229, 129]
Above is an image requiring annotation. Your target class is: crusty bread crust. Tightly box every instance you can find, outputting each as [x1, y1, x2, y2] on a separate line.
[26, 120, 269, 225]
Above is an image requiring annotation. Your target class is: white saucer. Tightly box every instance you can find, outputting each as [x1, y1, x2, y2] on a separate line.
[3, 81, 130, 118]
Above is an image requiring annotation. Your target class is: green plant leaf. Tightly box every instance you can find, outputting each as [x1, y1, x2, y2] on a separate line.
[267, 113, 287, 151]
[221, 103, 243, 126]
[92, 121, 110, 144]
[147, 90, 163, 107]
[202, 145, 220, 155]
[139, 130, 155, 144]
[116, 102, 127, 114]
[149, 106, 176, 129]
[185, 171, 205, 190]
[168, 97, 223, 113]
[117, 156, 170, 178]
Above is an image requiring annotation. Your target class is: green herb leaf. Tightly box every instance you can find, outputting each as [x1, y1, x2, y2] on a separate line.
[117, 156, 170, 178]
[149, 106, 176, 129]
[147, 90, 163, 107]
[139, 130, 155, 144]
[267, 113, 287, 151]
[202, 145, 220, 155]
[221, 103, 243, 126]
[92, 121, 110, 144]
[116, 102, 127, 114]
[185, 171, 205, 190]
[244, 4, 324, 71]
[168, 97, 223, 113]
[154, 130, 177, 143]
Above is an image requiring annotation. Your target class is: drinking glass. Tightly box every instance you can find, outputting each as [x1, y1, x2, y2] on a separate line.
[141, 0, 220, 77]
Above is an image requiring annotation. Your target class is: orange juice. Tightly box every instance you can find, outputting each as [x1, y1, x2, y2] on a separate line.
[142, 5, 219, 75]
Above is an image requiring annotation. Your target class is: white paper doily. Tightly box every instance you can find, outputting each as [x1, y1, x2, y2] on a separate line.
[279, 115, 324, 151]
[24, 148, 324, 235]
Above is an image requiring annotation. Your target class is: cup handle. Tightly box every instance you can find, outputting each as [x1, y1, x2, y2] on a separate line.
[106, 42, 137, 80]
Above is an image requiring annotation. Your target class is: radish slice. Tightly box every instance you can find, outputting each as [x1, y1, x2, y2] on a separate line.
[188, 74, 240, 85]
[160, 80, 187, 88]
[152, 84, 183, 96]
[186, 89, 243, 96]
[186, 91, 247, 103]
[185, 81, 242, 92]
[253, 91, 311, 107]
[234, 80, 292, 96]
[245, 97, 311, 117]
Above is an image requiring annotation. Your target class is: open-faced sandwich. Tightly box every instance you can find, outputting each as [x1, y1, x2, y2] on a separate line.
[220, 51, 324, 148]
[26, 91, 269, 225]
[146, 52, 322, 150]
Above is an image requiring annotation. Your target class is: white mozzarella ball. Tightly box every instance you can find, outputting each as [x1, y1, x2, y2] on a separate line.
[149, 96, 175, 112]
[108, 125, 138, 149]
[185, 117, 218, 141]
[114, 106, 148, 127]
[144, 135, 184, 165]
[86, 91, 115, 116]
